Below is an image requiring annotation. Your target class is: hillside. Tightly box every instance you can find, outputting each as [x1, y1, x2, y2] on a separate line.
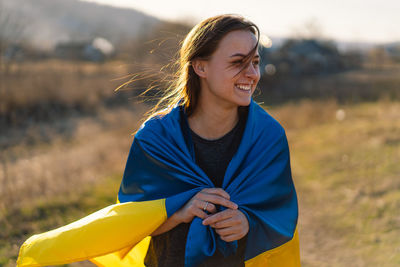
[1, 0, 161, 49]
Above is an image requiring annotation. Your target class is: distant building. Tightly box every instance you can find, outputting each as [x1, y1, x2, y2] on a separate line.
[2, 44, 25, 62]
[265, 39, 347, 76]
[385, 43, 400, 62]
[54, 37, 115, 62]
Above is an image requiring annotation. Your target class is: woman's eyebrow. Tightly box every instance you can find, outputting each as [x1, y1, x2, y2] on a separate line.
[230, 53, 245, 58]
[230, 53, 260, 58]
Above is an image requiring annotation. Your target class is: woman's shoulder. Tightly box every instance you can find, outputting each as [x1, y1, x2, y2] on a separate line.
[251, 101, 286, 136]
[134, 115, 165, 141]
[135, 105, 181, 141]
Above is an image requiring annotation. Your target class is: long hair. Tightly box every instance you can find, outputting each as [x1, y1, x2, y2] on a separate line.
[143, 14, 260, 122]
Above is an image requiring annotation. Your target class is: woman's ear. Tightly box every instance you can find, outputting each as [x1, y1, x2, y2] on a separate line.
[191, 59, 207, 78]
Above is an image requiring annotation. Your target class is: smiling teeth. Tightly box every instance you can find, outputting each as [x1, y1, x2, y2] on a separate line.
[236, 84, 251, 90]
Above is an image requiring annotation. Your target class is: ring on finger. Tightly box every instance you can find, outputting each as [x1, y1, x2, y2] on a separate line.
[203, 201, 209, 211]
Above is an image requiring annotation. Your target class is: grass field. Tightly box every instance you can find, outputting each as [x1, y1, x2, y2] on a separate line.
[1, 98, 399, 266]
[271, 100, 400, 266]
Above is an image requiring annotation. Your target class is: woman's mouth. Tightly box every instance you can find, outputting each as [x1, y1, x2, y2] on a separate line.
[235, 84, 252, 92]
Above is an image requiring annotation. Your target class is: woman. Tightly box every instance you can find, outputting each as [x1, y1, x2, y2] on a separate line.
[142, 15, 261, 266]
[17, 14, 299, 267]
[118, 14, 300, 266]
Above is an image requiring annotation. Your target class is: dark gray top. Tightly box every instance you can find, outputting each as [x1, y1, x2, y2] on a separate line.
[144, 106, 249, 267]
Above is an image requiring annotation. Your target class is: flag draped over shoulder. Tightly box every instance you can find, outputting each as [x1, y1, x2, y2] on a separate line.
[17, 99, 300, 267]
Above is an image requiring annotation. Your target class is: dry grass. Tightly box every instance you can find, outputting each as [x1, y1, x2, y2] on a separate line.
[264, 99, 339, 129]
[1, 60, 119, 110]
[267, 100, 400, 267]
[0, 105, 149, 266]
[0, 59, 165, 128]
[1, 105, 147, 211]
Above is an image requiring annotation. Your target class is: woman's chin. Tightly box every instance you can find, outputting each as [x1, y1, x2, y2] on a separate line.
[232, 89, 253, 106]
[234, 96, 252, 107]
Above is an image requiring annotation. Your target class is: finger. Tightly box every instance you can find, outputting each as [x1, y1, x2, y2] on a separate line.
[197, 193, 238, 210]
[196, 200, 216, 214]
[192, 207, 209, 220]
[201, 188, 230, 199]
[215, 226, 239, 236]
[210, 217, 239, 229]
[220, 233, 243, 242]
[192, 199, 212, 213]
[204, 202, 217, 214]
[202, 209, 235, 225]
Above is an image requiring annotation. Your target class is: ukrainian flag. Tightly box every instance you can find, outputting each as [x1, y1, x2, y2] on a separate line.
[17, 100, 300, 267]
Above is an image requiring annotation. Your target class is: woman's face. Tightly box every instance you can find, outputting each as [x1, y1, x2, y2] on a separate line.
[196, 30, 260, 109]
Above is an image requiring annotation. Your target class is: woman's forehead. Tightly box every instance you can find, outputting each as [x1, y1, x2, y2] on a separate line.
[216, 30, 258, 57]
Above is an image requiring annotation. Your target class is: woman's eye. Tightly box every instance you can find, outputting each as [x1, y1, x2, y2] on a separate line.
[231, 60, 243, 65]
[229, 59, 259, 68]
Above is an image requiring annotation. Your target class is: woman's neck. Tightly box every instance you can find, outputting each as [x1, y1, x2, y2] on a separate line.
[187, 101, 239, 140]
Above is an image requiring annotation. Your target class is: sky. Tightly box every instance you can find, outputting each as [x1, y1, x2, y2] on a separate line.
[82, 0, 400, 44]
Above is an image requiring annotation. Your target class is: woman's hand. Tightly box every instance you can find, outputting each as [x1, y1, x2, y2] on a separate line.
[151, 188, 238, 236]
[175, 188, 238, 223]
[202, 208, 249, 242]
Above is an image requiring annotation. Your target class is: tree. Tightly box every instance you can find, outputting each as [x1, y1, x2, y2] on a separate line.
[0, 0, 27, 74]
[290, 17, 326, 40]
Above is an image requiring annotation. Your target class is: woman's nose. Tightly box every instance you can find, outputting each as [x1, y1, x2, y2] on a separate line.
[245, 63, 259, 79]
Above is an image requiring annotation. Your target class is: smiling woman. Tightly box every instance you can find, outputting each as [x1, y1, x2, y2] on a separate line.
[187, 29, 260, 140]
[17, 14, 300, 267]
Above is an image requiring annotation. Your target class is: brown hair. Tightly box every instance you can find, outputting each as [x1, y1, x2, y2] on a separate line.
[143, 14, 260, 121]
